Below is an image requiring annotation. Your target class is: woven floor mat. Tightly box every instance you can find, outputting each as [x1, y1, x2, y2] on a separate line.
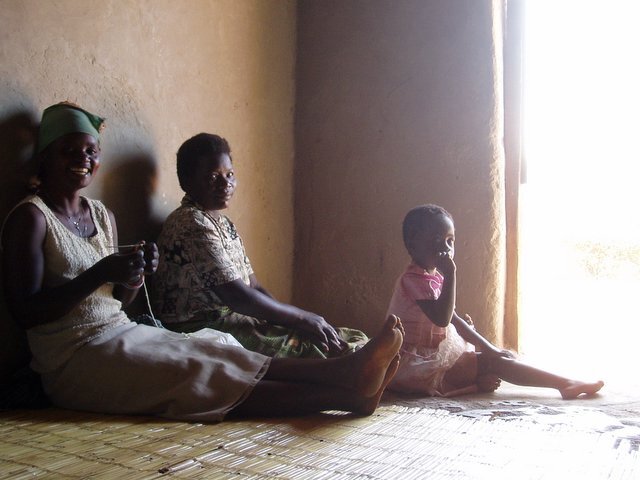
[1, 399, 639, 480]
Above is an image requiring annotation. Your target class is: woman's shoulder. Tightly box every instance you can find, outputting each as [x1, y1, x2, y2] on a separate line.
[1, 197, 47, 248]
[4, 196, 47, 224]
[165, 204, 235, 229]
[81, 197, 112, 225]
[159, 205, 211, 245]
[85, 197, 106, 209]
[164, 203, 205, 227]
[84, 197, 109, 215]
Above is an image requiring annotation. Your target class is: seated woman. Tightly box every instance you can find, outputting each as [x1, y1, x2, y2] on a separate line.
[1, 102, 403, 422]
[153, 133, 367, 358]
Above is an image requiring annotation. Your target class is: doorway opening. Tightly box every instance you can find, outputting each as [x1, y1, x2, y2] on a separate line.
[517, 1, 640, 384]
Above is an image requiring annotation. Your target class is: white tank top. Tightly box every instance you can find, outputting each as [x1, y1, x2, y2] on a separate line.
[23, 195, 130, 373]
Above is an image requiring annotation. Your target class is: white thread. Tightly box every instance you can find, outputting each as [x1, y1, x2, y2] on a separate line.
[142, 279, 157, 321]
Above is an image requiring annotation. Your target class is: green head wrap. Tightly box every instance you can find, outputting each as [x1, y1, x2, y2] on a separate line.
[36, 102, 105, 154]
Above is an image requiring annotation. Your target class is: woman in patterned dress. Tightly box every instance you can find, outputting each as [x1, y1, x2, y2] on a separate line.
[154, 133, 368, 358]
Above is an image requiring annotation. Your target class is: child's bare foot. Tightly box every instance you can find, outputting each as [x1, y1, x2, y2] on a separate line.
[559, 380, 604, 399]
[355, 353, 401, 416]
[352, 315, 403, 397]
[477, 374, 501, 393]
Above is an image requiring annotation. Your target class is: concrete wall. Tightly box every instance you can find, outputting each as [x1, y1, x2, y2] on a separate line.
[294, 0, 506, 337]
[0, 0, 297, 376]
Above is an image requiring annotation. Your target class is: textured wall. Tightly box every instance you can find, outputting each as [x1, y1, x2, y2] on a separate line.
[0, 0, 296, 376]
[0, 0, 508, 379]
[294, 0, 506, 339]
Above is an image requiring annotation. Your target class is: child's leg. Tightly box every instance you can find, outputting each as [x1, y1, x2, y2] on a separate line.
[477, 353, 604, 399]
[441, 351, 478, 393]
[441, 349, 501, 395]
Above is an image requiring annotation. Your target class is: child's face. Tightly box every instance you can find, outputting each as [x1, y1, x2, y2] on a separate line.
[408, 215, 455, 270]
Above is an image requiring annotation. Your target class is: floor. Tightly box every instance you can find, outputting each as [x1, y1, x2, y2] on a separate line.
[1, 379, 638, 479]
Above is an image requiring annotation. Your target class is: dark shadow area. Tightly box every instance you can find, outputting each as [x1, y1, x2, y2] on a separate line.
[0, 111, 39, 224]
[102, 154, 164, 317]
[0, 109, 39, 381]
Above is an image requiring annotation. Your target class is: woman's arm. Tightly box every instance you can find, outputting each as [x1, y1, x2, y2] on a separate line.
[2, 204, 146, 329]
[214, 278, 343, 353]
[110, 209, 139, 306]
[108, 209, 160, 306]
[215, 278, 307, 322]
[249, 274, 274, 299]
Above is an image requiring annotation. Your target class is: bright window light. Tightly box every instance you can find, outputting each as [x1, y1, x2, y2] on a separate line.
[519, 0, 640, 382]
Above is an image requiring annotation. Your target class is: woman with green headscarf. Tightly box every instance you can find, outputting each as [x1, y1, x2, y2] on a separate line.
[0, 102, 404, 422]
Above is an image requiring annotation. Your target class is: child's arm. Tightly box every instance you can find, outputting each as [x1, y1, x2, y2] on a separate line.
[451, 312, 515, 358]
[416, 253, 456, 327]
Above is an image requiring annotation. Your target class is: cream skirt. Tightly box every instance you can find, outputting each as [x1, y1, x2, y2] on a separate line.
[41, 323, 270, 422]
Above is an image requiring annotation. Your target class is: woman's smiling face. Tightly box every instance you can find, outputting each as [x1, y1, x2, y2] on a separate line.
[39, 133, 101, 190]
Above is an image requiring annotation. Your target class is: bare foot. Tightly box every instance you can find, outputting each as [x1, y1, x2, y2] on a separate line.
[477, 374, 501, 393]
[352, 315, 404, 397]
[355, 353, 401, 416]
[560, 380, 605, 399]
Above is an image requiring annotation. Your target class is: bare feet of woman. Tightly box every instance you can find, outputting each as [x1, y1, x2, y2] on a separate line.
[353, 315, 404, 397]
[356, 353, 401, 416]
[559, 379, 605, 399]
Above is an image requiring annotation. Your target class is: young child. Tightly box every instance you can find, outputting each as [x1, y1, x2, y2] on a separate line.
[386, 204, 604, 399]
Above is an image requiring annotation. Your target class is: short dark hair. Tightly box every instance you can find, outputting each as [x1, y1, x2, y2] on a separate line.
[176, 133, 231, 192]
[402, 204, 453, 251]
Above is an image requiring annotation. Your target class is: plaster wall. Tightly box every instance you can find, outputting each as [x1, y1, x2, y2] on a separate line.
[0, 0, 296, 376]
[294, 0, 506, 338]
[0, 0, 507, 379]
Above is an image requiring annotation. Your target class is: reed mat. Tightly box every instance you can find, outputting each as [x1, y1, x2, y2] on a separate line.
[1, 389, 639, 480]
